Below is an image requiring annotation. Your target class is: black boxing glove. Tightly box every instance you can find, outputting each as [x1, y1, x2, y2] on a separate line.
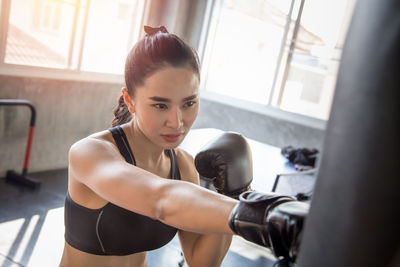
[228, 191, 309, 262]
[194, 132, 253, 199]
[267, 201, 309, 262]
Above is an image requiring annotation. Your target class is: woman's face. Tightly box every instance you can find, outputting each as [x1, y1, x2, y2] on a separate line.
[130, 66, 200, 149]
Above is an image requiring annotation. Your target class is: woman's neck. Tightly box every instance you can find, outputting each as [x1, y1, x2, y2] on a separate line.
[123, 120, 167, 169]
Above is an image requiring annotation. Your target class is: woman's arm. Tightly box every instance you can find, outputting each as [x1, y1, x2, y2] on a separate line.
[68, 136, 237, 234]
[179, 231, 232, 267]
[176, 149, 232, 267]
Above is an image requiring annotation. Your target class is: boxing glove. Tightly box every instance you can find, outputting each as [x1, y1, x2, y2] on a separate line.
[194, 132, 253, 199]
[228, 191, 309, 262]
[267, 200, 309, 262]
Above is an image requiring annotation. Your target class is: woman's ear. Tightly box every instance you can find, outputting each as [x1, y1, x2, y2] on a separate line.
[121, 87, 135, 114]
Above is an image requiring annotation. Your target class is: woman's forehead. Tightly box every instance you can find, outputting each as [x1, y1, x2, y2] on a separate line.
[138, 67, 200, 97]
[146, 66, 199, 83]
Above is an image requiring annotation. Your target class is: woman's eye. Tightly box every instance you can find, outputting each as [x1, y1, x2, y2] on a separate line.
[184, 101, 196, 108]
[153, 104, 168, 110]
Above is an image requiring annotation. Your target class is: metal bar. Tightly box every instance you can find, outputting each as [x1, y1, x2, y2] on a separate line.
[0, 99, 36, 126]
[0, 99, 36, 174]
[68, 0, 81, 69]
[275, 168, 317, 177]
[267, 0, 296, 106]
[199, 0, 222, 93]
[197, 0, 217, 61]
[77, 0, 91, 70]
[272, 174, 281, 192]
[22, 125, 35, 175]
[276, 0, 306, 106]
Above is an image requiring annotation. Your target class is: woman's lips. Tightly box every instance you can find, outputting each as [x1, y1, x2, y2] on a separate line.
[162, 134, 182, 142]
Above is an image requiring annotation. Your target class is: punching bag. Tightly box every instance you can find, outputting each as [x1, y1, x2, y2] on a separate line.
[297, 0, 400, 266]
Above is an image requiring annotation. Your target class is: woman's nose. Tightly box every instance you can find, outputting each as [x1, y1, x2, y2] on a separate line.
[166, 107, 183, 129]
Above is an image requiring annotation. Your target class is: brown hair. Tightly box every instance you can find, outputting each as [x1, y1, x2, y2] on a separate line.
[111, 26, 201, 127]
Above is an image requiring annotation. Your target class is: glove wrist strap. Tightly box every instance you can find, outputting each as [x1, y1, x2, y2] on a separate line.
[219, 186, 252, 199]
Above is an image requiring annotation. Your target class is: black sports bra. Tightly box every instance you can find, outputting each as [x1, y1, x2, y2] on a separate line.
[64, 126, 181, 255]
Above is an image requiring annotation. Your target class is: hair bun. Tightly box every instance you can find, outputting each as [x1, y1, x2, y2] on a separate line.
[144, 25, 168, 36]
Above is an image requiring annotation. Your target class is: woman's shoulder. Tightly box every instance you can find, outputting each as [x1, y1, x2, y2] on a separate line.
[174, 148, 199, 184]
[174, 148, 195, 170]
[68, 129, 124, 183]
[174, 147, 193, 160]
[69, 129, 117, 161]
[88, 128, 115, 143]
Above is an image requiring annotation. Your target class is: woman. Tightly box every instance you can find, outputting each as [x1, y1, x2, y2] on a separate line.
[59, 26, 238, 267]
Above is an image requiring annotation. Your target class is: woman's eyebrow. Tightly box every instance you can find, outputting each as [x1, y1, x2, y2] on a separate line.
[183, 94, 198, 101]
[149, 96, 170, 102]
[149, 94, 198, 102]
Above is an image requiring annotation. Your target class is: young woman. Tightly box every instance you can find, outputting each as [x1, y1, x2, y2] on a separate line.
[60, 25, 306, 267]
[60, 26, 238, 267]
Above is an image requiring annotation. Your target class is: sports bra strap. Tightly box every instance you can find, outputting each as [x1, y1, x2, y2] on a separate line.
[168, 149, 181, 180]
[109, 126, 136, 165]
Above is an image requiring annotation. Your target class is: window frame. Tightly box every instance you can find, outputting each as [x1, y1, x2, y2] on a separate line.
[0, 0, 147, 83]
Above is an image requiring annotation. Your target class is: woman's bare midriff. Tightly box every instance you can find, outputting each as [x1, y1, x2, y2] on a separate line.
[59, 242, 147, 267]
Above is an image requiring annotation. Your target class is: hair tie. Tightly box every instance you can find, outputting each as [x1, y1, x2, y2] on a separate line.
[144, 25, 168, 36]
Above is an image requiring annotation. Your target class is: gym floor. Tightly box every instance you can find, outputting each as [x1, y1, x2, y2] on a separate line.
[0, 169, 277, 267]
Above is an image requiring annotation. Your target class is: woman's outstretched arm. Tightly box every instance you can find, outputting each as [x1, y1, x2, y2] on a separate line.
[68, 136, 237, 235]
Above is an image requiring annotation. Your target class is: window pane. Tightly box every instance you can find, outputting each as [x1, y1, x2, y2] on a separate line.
[80, 0, 139, 74]
[277, 0, 355, 120]
[202, 0, 294, 104]
[5, 0, 77, 68]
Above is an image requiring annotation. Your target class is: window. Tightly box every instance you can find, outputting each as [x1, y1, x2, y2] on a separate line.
[0, 0, 145, 77]
[201, 0, 355, 120]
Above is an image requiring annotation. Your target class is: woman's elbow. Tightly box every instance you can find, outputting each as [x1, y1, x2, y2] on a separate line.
[150, 179, 193, 225]
[151, 181, 172, 222]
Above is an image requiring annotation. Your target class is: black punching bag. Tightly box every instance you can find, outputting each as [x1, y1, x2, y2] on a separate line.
[297, 0, 400, 266]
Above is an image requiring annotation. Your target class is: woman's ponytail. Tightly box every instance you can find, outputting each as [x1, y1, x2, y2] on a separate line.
[111, 95, 132, 127]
